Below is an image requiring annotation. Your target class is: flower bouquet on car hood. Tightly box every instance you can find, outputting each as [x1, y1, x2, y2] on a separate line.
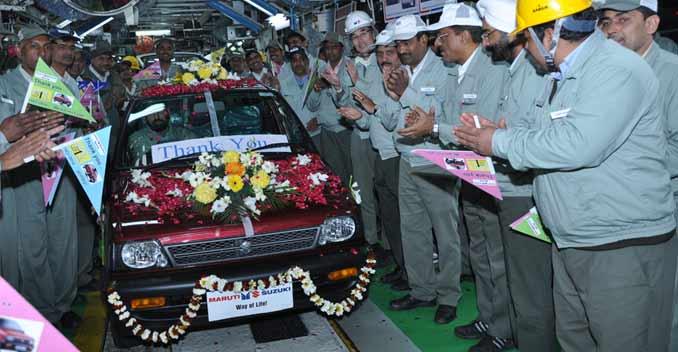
[122, 151, 346, 224]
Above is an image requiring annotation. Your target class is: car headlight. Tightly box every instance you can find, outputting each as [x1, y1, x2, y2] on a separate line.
[318, 216, 356, 245]
[121, 241, 169, 269]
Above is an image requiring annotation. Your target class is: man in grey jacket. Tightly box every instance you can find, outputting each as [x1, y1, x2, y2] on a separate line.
[0, 24, 81, 329]
[596, 1, 678, 350]
[455, 3, 677, 351]
[378, 15, 462, 325]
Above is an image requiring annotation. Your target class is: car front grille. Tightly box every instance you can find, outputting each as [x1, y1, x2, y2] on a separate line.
[164, 227, 319, 266]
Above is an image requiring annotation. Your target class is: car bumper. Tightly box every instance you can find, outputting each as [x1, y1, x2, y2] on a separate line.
[109, 247, 367, 332]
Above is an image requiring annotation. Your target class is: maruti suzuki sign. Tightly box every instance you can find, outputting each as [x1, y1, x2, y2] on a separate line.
[206, 282, 294, 321]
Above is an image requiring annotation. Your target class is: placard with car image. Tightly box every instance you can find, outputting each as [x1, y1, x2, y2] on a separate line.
[0, 316, 43, 352]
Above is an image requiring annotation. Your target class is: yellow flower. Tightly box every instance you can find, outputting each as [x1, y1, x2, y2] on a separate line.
[197, 66, 213, 80]
[217, 68, 228, 80]
[194, 163, 206, 172]
[193, 182, 217, 204]
[181, 72, 196, 85]
[251, 170, 270, 189]
[222, 151, 240, 164]
[227, 175, 244, 192]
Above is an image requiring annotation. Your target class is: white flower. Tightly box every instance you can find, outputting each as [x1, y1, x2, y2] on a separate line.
[141, 329, 151, 341]
[243, 196, 260, 215]
[334, 303, 344, 316]
[180, 170, 193, 181]
[210, 157, 223, 167]
[308, 173, 329, 186]
[159, 332, 169, 344]
[350, 181, 362, 205]
[125, 318, 137, 327]
[211, 198, 229, 214]
[320, 301, 332, 313]
[188, 172, 208, 188]
[257, 279, 266, 289]
[301, 279, 316, 295]
[131, 169, 152, 187]
[152, 331, 159, 343]
[254, 188, 267, 202]
[268, 276, 277, 287]
[132, 325, 142, 335]
[198, 152, 213, 166]
[166, 187, 183, 197]
[125, 192, 152, 207]
[295, 154, 312, 166]
[193, 288, 206, 296]
[262, 161, 278, 174]
[233, 281, 243, 292]
[229, 72, 241, 80]
[217, 278, 228, 291]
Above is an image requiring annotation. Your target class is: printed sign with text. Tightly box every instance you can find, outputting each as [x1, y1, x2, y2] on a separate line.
[206, 282, 294, 322]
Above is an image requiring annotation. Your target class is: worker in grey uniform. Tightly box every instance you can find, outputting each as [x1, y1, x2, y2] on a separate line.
[338, 28, 409, 290]
[596, 1, 678, 350]
[278, 47, 322, 149]
[475, 0, 557, 351]
[378, 14, 461, 325]
[339, 10, 383, 264]
[136, 38, 182, 90]
[306, 32, 353, 185]
[0, 24, 81, 329]
[454, 2, 678, 351]
[418, 3, 512, 350]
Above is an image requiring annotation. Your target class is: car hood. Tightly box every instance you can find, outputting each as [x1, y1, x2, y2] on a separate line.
[108, 154, 356, 243]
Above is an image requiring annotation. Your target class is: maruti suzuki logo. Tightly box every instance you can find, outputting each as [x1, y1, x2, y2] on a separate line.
[238, 240, 252, 256]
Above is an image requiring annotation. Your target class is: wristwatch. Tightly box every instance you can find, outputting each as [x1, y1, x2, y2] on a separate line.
[431, 123, 440, 139]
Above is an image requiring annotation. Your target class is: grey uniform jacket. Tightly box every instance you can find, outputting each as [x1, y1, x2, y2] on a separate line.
[645, 43, 678, 198]
[306, 58, 353, 132]
[278, 70, 320, 137]
[353, 66, 399, 160]
[350, 54, 381, 140]
[380, 49, 451, 167]
[495, 50, 550, 197]
[492, 30, 676, 248]
[439, 47, 508, 146]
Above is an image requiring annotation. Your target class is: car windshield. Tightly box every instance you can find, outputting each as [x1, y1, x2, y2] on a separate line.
[0, 318, 23, 332]
[117, 89, 309, 168]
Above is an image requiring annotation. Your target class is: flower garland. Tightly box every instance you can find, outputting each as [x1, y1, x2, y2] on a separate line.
[140, 78, 259, 97]
[107, 253, 376, 344]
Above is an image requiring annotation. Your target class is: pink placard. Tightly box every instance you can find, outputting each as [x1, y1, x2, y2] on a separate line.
[40, 132, 75, 207]
[413, 149, 503, 200]
[0, 277, 78, 352]
[133, 61, 161, 80]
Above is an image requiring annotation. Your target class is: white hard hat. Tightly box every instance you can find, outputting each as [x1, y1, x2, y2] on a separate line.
[375, 29, 394, 46]
[392, 15, 428, 41]
[345, 11, 374, 35]
[427, 3, 482, 32]
[476, 0, 517, 34]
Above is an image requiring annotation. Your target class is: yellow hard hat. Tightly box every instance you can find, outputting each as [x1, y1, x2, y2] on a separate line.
[121, 55, 141, 71]
[514, 0, 592, 34]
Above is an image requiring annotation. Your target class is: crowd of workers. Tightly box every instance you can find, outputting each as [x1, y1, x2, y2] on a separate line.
[1, 0, 678, 351]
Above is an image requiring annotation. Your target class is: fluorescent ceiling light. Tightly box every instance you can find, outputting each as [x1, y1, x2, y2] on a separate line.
[243, 0, 273, 16]
[129, 103, 166, 123]
[267, 14, 290, 30]
[56, 19, 73, 29]
[135, 29, 171, 37]
[76, 16, 114, 39]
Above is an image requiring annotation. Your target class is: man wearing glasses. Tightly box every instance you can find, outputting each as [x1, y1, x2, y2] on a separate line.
[419, 3, 512, 351]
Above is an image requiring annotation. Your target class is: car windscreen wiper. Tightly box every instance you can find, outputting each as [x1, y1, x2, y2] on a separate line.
[248, 142, 297, 153]
[138, 153, 201, 170]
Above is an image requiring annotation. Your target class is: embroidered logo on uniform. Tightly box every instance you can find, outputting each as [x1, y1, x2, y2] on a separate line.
[550, 108, 571, 120]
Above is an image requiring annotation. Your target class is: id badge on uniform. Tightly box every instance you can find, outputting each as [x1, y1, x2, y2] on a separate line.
[462, 93, 478, 105]
[550, 108, 571, 120]
[421, 87, 436, 96]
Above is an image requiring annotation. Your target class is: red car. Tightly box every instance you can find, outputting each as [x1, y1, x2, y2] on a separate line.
[0, 318, 35, 352]
[104, 85, 367, 347]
